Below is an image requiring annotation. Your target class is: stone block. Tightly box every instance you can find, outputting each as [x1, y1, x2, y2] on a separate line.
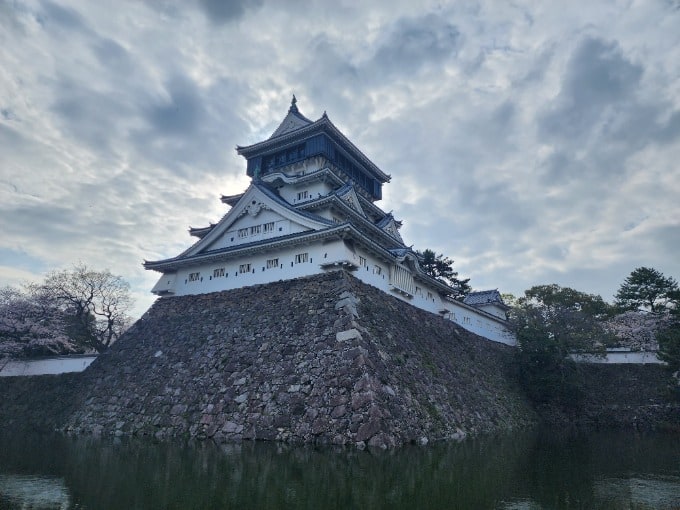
[336, 329, 362, 342]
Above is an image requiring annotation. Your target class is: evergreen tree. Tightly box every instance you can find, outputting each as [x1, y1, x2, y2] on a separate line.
[615, 267, 679, 313]
[416, 249, 471, 295]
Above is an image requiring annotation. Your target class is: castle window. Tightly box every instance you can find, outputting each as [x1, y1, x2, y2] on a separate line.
[427, 291, 433, 301]
[263, 222, 275, 233]
[415, 286, 422, 296]
[238, 228, 248, 238]
[359, 256, 366, 267]
[294, 252, 309, 264]
[213, 267, 225, 278]
[266, 258, 279, 269]
[188, 272, 200, 282]
[250, 225, 261, 235]
[374, 265, 382, 275]
[297, 190, 309, 201]
[239, 263, 251, 274]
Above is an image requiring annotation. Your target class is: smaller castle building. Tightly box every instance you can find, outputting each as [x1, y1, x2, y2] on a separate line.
[144, 97, 514, 345]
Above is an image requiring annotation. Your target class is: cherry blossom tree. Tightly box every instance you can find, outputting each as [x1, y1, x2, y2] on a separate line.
[38, 263, 133, 352]
[1, 264, 134, 359]
[604, 310, 668, 351]
[0, 286, 77, 360]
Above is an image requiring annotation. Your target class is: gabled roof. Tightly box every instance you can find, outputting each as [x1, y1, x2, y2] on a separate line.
[237, 104, 390, 184]
[268, 95, 314, 139]
[375, 213, 404, 244]
[296, 191, 406, 250]
[145, 182, 334, 268]
[463, 290, 510, 310]
[335, 183, 366, 218]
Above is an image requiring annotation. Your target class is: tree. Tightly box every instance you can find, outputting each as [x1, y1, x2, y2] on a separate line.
[510, 284, 615, 406]
[37, 263, 133, 352]
[416, 249, 471, 295]
[0, 286, 77, 359]
[615, 267, 679, 313]
[605, 310, 666, 351]
[523, 284, 616, 320]
[656, 289, 680, 399]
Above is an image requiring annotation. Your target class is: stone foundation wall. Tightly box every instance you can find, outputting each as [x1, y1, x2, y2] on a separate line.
[0, 271, 676, 447]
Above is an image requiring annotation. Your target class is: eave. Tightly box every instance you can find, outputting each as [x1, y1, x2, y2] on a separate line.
[189, 223, 216, 239]
[296, 194, 404, 248]
[220, 194, 243, 206]
[237, 116, 391, 183]
[144, 222, 401, 274]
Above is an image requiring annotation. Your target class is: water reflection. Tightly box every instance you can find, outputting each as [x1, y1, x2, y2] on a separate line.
[0, 474, 71, 509]
[0, 430, 678, 509]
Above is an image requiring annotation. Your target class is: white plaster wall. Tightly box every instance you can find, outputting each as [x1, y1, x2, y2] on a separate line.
[571, 350, 664, 364]
[170, 240, 354, 296]
[441, 300, 516, 346]
[207, 213, 297, 251]
[335, 247, 516, 346]
[475, 304, 508, 320]
[279, 181, 334, 205]
[0, 356, 97, 377]
[153, 241, 516, 345]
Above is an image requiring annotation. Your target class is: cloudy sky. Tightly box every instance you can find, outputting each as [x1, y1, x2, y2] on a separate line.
[1, 0, 679, 317]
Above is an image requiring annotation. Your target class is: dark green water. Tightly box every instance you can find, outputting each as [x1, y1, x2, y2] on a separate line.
[0, 430, 678, 509]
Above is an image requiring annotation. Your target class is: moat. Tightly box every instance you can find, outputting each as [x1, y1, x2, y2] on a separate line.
[1, 429, 678, 509]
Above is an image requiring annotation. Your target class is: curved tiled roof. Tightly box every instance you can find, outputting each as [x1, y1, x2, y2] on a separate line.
[268, 96, 314, 139]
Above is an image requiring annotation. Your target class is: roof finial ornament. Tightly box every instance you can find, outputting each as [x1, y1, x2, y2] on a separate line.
[290, 94, 298, 113]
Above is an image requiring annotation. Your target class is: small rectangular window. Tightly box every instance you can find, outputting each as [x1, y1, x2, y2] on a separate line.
[250, 225, 261, 235]
[427, 291, 433, 300]
[266, 258, 279, 269]
[213, 267, 225, 278]
[294, 253, 309, 264]
[373, 265, 382, 275]
[239, 263, 251, 274]
[263, 222, 275, 233]
[297, 190, 309, 201]
[238, 228, 248, 238]
[359, 256, 366, 267]
[188, 272, 200, 282]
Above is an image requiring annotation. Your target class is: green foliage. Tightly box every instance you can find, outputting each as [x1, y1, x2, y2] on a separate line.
[416, 249, 471, 295]
[657, 325, 680, 372]
[510, 284, 615, 407]
[524, 284, 616, 321]
[656, 289, 680, 399]
[615, 267, 679, 313]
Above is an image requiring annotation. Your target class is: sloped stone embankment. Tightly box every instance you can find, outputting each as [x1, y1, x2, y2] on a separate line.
[57, 271, 536, 447]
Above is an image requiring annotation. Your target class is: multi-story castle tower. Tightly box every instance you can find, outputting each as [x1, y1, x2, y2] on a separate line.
[144, 97, 513, 344]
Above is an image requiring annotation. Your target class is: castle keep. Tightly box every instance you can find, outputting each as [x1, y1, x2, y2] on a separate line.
[145, 97, 513, 344]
